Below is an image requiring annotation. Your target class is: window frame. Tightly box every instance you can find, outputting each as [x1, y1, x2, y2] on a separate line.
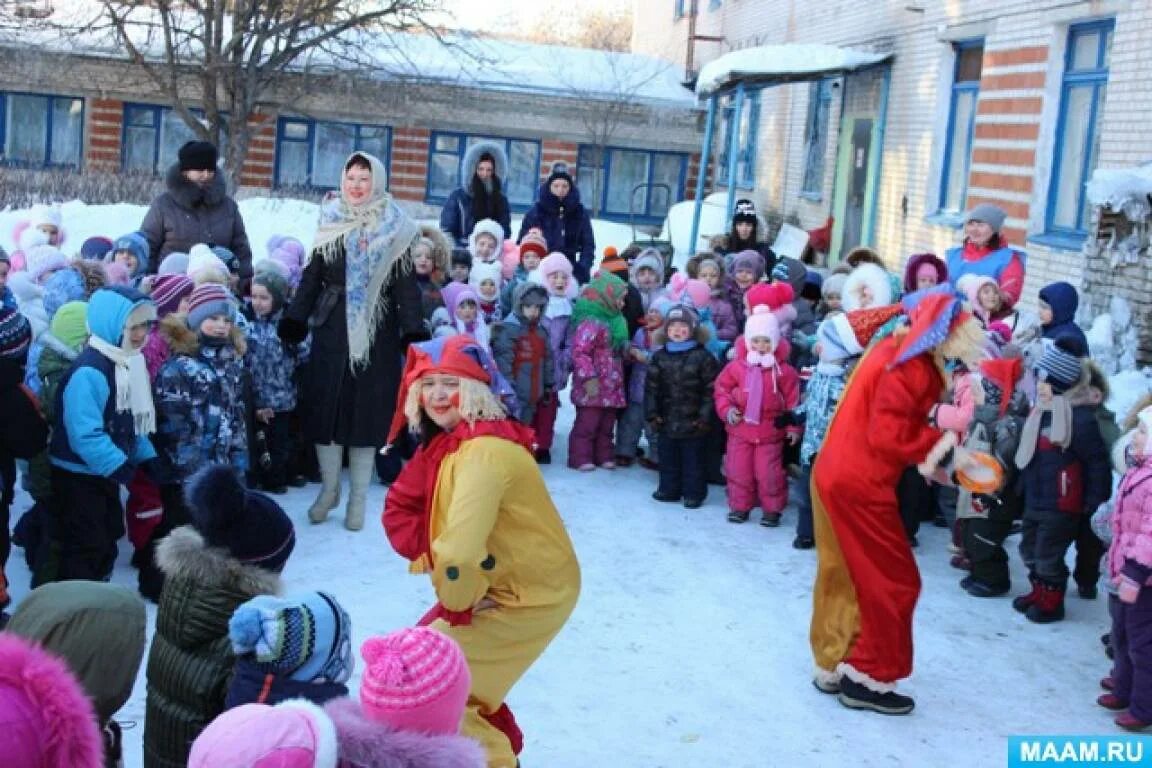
[422, 131, 542, 213]
[936, 38, 984, 215]
[577, 144, 688, 224]
[273, 116, 392, 191]
[674, 0, 688, 18]
[1043, 19, 1114, 241]
[0, 90, 84, 170]
[800, 77, 836, 200]
[717, 89, 760, 190]
[121, 103, 229, 176]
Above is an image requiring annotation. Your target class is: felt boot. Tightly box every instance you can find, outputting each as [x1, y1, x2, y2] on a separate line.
[308, 443, 343, 524]
[344, 446, 375, 531]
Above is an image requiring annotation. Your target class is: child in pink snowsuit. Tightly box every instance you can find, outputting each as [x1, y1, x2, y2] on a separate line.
[714, 306, 801, 526]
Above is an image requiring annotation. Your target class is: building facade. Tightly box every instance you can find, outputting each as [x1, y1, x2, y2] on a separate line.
[0, 36, 702, 226]
[633, 0, 1150, 310]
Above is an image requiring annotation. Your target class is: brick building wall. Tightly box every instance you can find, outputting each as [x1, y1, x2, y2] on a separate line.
[632, 0, 1148, 316]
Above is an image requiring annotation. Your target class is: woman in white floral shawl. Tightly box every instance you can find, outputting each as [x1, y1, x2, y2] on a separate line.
[280, 152, 434, 531]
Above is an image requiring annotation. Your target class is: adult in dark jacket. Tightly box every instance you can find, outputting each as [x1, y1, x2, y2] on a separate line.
[140, 141, 254, 278]
[143, 465, 294, 768]
[518, 163, 595, 284]
[709, 198, 777, 276]
[440, 140, 512, 248]
[279, 151, 427, 532]
[7, 581, 147, 766]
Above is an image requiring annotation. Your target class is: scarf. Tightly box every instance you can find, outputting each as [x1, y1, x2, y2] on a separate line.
[88, 334, 155, 435]
[545, 295, 572, 320]
[742, 351, 778, 426]
[1014, 395, 1073, 469]
[664, 339, 697, 353]
[386, 419, 537, 573]
[310, 152, 420, 370]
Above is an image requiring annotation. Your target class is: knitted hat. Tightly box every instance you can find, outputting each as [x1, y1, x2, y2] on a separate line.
[211, 245, 240, 275]
[229, 592, 353, 684]
[189, 700, 338, 768]
[79, 236, 113, 262]
[801, 270, 824, 302]
[25, 245, 68, 284]
[732, 198, 757, 225]
[359, 628, 471, 736]
[822, 272, 847, 298]
[151, 274, 195, 318]
[519, 230, 548, 261]
[664, 303, 700, 335]
[187, 244, 229, 282]
[49, 301, 89, 350]
[746, 282, 793, 312]
[0, 634, 105, 768]
[42, 267, 86, 318]
[0, 307, 32, 360]
[668, 273, 709, 310]
[111, 232, 150, 276]
[539, 251, 574, 279]
[965, 203, 1007, 233]
[1035, 335, 1085, 392]
[267, 236, 306, 289]
[744, 305, 781, 346]
[185, 464, 295, 572]
[252, 270, 289, 311]
[186, 282, 235, 330]
[546, 161, 574, 188]
[598, 246, 629, 277]
[178, 140, 218, 172]
[730, 249, 765, 281]
[158, 251, 190, 276]
[450, 248, 472, 268]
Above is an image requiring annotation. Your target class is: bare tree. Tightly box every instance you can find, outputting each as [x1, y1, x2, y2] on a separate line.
[3, 0, 445, 182]
[494, 5, 633, 52]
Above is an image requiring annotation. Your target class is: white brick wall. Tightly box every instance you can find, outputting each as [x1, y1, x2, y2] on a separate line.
[634, 0, 1152, 324]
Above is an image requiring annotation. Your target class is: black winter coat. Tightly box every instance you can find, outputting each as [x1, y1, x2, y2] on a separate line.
[144, 527, 281, 768]
[140, 164, 253, 277]
[0, 358, 48, 510]
[645, 342, 720, 438]
[284, 243, 427, 446]
[518, 185, 596, 284]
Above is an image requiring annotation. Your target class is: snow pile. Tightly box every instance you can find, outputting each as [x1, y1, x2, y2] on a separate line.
[696, 44, 891, 97]
[1085, 298, 1140, 375]
[1086, 163, 1152, 210]
[659, 192, 730, 270]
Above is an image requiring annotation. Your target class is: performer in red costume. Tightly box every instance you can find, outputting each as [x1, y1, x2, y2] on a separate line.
[809, 291, 984, 715]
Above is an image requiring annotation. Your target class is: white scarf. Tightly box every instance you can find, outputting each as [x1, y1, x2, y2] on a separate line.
[88, 334, 156, 435]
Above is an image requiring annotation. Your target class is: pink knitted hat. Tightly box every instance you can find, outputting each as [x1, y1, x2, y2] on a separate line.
[744, 305, 781, 347]
[359, 628, 471, 736]
[538, 251, 573, 279]
[189, 700, 338, 768]
[668, 273, 710, 310]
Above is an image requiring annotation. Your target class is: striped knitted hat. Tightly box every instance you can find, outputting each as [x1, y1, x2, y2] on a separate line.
[359, 627, 470, 736]
[1035, 335, 1085, 393]
[151, 274, 195, 318]
[186, 282, 234, 331]
[519, 229, 548, 260]
[0, 307, 32, 360]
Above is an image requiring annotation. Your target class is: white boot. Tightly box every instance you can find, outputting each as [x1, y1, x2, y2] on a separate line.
[308, 443, 344, 524]
[344, 446, 375, 531]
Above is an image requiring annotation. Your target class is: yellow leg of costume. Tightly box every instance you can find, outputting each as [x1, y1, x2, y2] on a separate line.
[809, 483, 861, 680]
[433, 599, 576, 768]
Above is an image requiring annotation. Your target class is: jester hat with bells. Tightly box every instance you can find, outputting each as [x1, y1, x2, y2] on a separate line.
[384, 335, 518, 453]
[891, 289, 984, 370]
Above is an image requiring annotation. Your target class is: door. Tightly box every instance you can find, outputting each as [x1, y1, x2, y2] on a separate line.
[840, 118, 873, 257]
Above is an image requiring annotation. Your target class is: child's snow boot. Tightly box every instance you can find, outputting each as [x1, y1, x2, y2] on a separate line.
[1013, 572, 1042, 613]
[344, 446, 375, 531]
[308, 443, 343, 524]
[1025, 579, 1065, 623]
[1098, 693, 1128, 710]
[1115, 712, 1152, 731]
[728, 509, 750, 523]
[836, 675, 915, 715]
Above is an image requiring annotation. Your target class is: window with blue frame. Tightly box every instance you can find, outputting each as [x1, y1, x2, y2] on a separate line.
[801, 78, 836, 198]
[426, 133, 541, 210]
[717, 90, 759, 189]
[577, 145, 687, 222]
[275, 118, 390, 189]
[0, 92, 83, 168]
[938, 40, 984, 214]
[1046, 20, 1114, 237]
[123, 104, 229, 175]
[674, 0, 688, 18]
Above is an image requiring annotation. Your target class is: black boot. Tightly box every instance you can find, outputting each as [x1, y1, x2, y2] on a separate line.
[837, 675, 915, 715]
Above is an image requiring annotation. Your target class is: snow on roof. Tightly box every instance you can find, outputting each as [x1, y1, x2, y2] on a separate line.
[1086, 163, 1152, 210]
[696, 44, 892, 97]
[0, 2, 695, 108]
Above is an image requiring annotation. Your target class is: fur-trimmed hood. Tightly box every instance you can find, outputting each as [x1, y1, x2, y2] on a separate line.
[159, 312, 247, 357]
[324, 698, 485, 768]
[164, 162, 230, 209]
[842, 263, 893, 312]
[652, 325, 712, 347]
[630, 248, 666, 285]
[903, 252, 948, 294]
[458, 140, 508, 187]
[156, 526, 282, 598]
[417, 224, 451, 276]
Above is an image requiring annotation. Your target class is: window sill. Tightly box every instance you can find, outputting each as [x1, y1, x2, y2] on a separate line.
[1027, 232, 1087, 252]
[925, 211, 965, 229]
[799, 191, 823, 203]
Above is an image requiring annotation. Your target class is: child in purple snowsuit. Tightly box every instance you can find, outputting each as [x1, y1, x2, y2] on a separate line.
[567, 272, 628, 471]
[616, 301, 667, 467]
[528, 252, 576, 464]
[1101, 406, 1152, 729]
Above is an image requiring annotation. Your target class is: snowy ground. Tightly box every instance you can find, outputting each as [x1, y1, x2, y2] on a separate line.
[5, 398, 1122, 768]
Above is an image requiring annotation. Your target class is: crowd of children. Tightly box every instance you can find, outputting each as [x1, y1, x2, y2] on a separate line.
[2, 191, 1152, 755]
